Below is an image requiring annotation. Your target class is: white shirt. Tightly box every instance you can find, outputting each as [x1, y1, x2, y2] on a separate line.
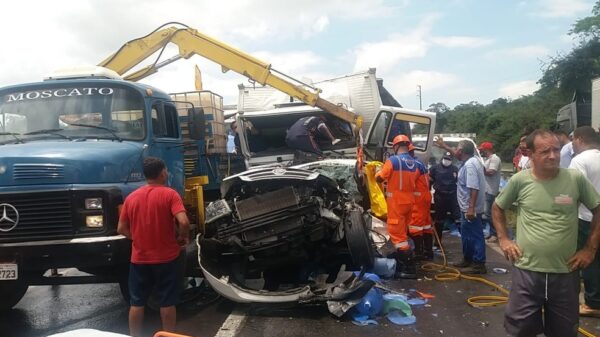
[569, 149, 600, 221]
[518, 155, 530, 170]
[483, 153, 502, 195]
[560, 142, 574, 168]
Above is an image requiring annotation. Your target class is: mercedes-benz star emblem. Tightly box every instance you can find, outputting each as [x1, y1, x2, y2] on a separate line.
[0, 203, 19, 232]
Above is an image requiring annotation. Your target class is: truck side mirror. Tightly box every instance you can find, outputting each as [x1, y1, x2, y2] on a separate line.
[188, 107, 205, 140]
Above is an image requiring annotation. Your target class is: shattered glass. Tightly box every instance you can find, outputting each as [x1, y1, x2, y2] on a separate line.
[309, 164, 361, 201]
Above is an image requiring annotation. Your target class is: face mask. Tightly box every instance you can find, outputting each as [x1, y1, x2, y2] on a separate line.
[442, 159, 452, 167]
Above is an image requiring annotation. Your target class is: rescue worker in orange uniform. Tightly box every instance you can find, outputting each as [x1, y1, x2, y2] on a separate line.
[407, 144, 434, 261]
[376, 135, 425, 279]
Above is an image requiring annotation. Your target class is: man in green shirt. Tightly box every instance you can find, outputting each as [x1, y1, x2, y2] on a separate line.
[492, 129, 600, 337]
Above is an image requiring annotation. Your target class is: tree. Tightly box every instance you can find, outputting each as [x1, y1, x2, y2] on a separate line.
[540, 0, 600, 94]
[571, 1, 600, 41]
[427, 102, 450, 132]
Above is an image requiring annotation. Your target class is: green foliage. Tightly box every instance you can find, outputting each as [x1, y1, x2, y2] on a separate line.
[439, 91, 564, 161]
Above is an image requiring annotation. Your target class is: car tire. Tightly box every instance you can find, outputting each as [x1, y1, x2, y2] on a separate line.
[0, 280, 28, 311]
[345, 206, 375, 270]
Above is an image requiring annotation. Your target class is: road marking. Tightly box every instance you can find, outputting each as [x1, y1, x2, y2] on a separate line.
[214, 307, 247, 337]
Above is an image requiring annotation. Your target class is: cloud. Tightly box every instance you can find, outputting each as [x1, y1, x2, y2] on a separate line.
[498, 80, 540, 98]
[352, 13, 493, 72]
[431, 36, 494, 48]
[486, 45, 550, 59]
[532, 0, 591, 18]
[251, 51, 325, 75]
[388, 70, 460, 97]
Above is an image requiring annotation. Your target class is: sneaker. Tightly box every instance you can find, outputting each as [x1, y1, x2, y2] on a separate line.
[452, 260, 472, 268]
[459, 263, 487, 274]
[331, 139, 341, 145]
[486, 235, 498, 244]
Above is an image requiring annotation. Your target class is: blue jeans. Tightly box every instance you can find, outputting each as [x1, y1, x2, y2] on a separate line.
[460, 213, 486, 263]
[484, 193, 497, 237]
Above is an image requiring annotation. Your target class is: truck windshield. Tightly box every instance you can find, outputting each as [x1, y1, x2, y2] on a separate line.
[0, 85, 145, 144]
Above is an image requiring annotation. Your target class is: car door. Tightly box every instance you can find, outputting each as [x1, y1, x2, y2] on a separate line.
[364, 107, 436, 164]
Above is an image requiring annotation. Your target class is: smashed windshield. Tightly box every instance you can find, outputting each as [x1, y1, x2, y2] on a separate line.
[0, 85, 145, 144]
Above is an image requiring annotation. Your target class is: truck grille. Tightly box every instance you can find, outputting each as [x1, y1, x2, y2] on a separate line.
[13, 164, 65, 180]
[0, 192, 73, 241]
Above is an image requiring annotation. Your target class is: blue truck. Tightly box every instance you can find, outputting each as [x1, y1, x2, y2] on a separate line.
[0, 68, 211, 310]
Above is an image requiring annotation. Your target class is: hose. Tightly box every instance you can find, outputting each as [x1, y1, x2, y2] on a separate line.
[421, 227, 597, 337]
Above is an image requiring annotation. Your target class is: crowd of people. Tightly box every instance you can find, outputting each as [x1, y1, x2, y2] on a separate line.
[377, 126, 600, 337]
[115, 123, 600, 336]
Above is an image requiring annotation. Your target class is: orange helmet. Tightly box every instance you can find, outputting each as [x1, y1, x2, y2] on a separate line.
[408, 143, 415, 151]
[392, 134, 410, 146]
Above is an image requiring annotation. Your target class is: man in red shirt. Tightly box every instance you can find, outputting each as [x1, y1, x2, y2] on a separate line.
[117, 157, 190, 337]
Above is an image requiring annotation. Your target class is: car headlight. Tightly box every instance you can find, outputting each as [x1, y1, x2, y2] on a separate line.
[85, 198, 103, 210]
[85, 215, 104, 228]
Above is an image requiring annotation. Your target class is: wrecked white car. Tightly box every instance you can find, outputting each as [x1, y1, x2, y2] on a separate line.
[197, 165, 375, 303]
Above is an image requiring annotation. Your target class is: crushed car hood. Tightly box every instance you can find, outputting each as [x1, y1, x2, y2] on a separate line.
[220, 166, 338, 197]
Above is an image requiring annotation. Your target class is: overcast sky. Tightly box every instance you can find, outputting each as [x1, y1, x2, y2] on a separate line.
[0, 0, 593, 109]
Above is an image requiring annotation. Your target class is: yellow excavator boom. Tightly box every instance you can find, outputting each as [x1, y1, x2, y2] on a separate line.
[99, 23, 362, 127]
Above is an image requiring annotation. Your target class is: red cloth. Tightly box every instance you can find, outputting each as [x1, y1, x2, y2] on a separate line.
[119, 185, 186, 264]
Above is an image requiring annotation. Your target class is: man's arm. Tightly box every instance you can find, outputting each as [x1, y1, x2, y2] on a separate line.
[492, 202, 522, 262]
[466, 188, 478, 220]
[433, 136, 458, 158]
[568, 205, 600, 271]
[117, 219, 131, 240]
[484, 156, 500, 176]
[175, 212, 191, 246]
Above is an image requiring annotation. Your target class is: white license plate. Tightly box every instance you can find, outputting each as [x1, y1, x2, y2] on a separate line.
[0, 263, 18, 280]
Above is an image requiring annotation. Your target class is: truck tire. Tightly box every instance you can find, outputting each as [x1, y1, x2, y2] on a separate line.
[0, 280, 28, 311]
[345, 207, 375, 270]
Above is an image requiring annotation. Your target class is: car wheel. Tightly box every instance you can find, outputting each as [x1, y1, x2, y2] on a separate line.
[0, 280, 28, 311]
[345, 206, 375, 270]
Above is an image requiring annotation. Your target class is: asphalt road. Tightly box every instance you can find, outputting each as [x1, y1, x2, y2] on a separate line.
[2, 235, 600, 337]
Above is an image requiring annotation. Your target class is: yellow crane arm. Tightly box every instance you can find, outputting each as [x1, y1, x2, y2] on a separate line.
[98, 24, 361, 127]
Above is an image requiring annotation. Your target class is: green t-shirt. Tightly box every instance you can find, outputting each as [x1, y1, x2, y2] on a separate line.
[495, 168, 600, 273]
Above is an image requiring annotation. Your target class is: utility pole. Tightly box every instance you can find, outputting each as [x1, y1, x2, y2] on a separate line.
[417, 85, 422, 110]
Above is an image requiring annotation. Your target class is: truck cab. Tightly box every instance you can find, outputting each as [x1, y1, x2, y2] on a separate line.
[0, 69, 202, 310]
[235, 104, 357, 168]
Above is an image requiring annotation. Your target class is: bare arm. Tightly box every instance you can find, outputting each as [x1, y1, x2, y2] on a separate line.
[466, 188, 478, 220]
[484, 168, 497, 176]
[568, 205, 600, 270]
[433, 137, 458, 158]
[117, 219, 131, 239]
[492, 202, 522, 262]
[175, 211, 191, 246]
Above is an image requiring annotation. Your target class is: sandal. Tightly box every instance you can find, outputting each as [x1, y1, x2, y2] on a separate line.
[580, 304, 600, 318]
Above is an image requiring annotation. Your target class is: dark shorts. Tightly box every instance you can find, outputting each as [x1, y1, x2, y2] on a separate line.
[505, 267, 580, 337]
[129, 255, 182, 307]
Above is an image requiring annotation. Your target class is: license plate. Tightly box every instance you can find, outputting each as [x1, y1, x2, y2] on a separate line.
[0, 263, 18, 280]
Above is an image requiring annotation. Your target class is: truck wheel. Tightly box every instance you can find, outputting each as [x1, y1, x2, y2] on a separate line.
[345, 207, 375, 270]
[0, 280, 28, 311]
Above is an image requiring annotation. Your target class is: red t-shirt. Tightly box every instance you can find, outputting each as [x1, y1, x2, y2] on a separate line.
[119, 185, 186, 264]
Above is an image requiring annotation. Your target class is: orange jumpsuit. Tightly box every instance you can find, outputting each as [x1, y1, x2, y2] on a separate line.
[376, 152, 424, 251]
[409, 169, 433, 237]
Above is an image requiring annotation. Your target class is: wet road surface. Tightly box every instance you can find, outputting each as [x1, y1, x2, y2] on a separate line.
[2, 235, 600, 337]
